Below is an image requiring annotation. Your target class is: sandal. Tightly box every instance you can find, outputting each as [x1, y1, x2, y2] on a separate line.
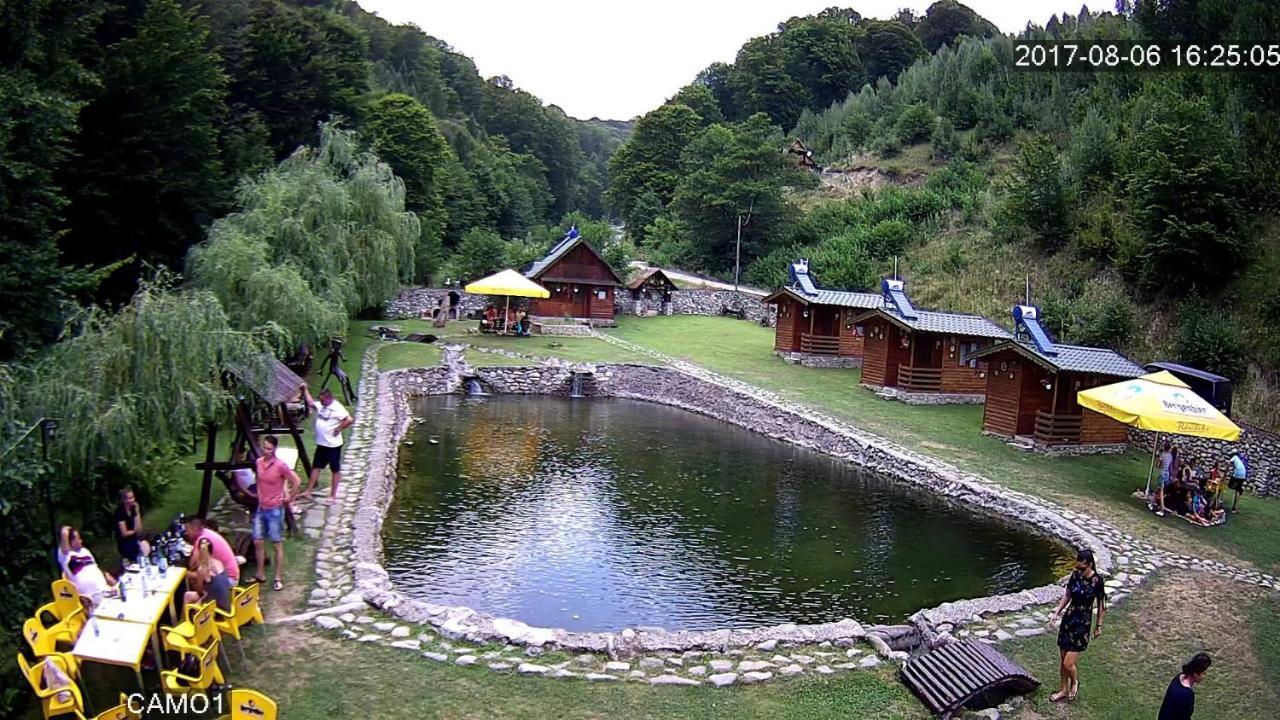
[249, 576, 266, 585]
[1068, 682, 1078, 702]
[273, 579, 284, 591]
[1050, 691, 1068, 703]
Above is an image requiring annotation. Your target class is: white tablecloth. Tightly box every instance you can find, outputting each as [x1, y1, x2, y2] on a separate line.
[73, 617, 152, 668]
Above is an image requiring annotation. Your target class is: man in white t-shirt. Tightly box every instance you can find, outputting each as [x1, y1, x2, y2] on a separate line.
[301, 384, 353, 504]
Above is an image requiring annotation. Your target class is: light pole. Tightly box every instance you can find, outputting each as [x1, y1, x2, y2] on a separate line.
[40, 418, 59, 575]
[734, 199, 755, 293]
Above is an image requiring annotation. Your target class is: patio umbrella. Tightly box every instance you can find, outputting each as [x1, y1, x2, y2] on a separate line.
[1077, 370, 1242, 495]
[464, 269, 550, 334]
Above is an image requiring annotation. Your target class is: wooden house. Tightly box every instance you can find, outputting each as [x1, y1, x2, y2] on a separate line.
[763, 260, 882, 366]
[849, 279, 1011, 402]
[971, 306, 1143, 449]
[524, 232, 623, 324]
[625, 267, 678, 316]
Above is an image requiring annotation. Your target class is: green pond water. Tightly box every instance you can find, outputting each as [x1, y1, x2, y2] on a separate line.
[382, 396, 1073, 632]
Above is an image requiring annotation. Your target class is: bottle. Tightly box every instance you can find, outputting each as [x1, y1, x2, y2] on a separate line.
[91, 615, 100, 637]
[119, 577, 128, 602]
[158, 551, 168, 575]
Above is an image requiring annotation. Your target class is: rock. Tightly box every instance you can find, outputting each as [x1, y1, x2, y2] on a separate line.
[356, 616, 374, 624]
[390, 626, 411, 638]
[650, 675, 701, 686]
[858, 655, 881, 668]
[666, 657, 684, 667]
[845, 648, 863, 657]
[866, 634, 893, 657]
[790, 654, 815, 665]
[574, 654, 597, 667]
[313, 616, 343, 630]
[709, 673, 738, 687]
[816, 665, 834, 675]
[738, 660, 774, 673]
[524, 646, 544, 657]
[833, 662, 859, 670]
[887, 651, 910, 662]
[994, 630, 1014, 642]
[356, 634, 381, 643]
[604, 661, 631, 672]
[770, 655, 791, 665]
[756, 639, 779, 651]
[341, 630, 358, 640]
[584, 673, 617, 682]
[709, 659, 734, 672]
[628, 670, 647, 679]
[741, 671, 773, 684]
[487, 662, 512, 671]
[455, 655, 477, 666]
[639, 657, 665, 669]
[780, 665, 804, 676]
[389, 640, 420, 651]
[1014, 628, 1045, 638]
[551, 669, 578, 679]
[688, 666, 707, 676]
[517, 663, 550, 675]
[834, 638, 856, 648]
[338, 613, 356, 623]
[970, 709, 1000, 719]
[421, 651, 449, 662]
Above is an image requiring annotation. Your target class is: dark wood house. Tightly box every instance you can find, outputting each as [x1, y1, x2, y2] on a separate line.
[971, 306, 1143, 448]
[625, 267, 678, 316]
[524, 234, 623, 323]
[763, 260, 882, 366]
[849, 279, 1011, 402]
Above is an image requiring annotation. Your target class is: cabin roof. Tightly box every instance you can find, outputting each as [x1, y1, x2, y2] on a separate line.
[851, 306, 1012, 340]
[524, 236, 623, 285]
[1144, 361, 1230, 384]
[763, 286, 883, 309]
[626, 267, 678, 291]
[973, 340, 1144, 377]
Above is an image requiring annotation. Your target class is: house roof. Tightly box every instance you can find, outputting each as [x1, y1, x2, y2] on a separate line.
[851, 307, 1013, 340]
[973, 340, 1145, 377]
[763, 286, 884, 309]
[627, 267, 678, 291]
[524, 236, 624, 285]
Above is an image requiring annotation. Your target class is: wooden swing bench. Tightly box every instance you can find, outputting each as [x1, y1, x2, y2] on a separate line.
[899, 639, 1040, 718]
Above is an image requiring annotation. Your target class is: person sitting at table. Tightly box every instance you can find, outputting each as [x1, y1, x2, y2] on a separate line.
[504, 306, 516, 333]
[481, 304, 498, 333]
[58, 525, 117, 601]
[183, 516, 241, 585]
[113, 486, 151, 567]
[515, 311, 531, 337]
[232, 447, 257, 499]
[183, 538, 233, 612]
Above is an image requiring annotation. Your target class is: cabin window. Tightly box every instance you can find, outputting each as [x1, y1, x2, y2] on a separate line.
[596, 289, 607, 300]
[958, 341, 981, 368]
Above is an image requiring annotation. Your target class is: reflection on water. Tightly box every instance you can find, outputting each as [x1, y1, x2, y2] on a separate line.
[383, 396, 1073, 632]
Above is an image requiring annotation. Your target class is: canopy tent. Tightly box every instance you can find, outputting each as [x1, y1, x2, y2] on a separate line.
[1077, 370, 1242, 496]
[464, 269, 550, 334]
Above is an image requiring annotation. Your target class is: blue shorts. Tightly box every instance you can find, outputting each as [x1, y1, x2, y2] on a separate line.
[253, 506, 285, 542]
[1159, 472, 1171, 487]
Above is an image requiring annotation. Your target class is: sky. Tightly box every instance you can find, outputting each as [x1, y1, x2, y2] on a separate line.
[358, 1, 1092, 120]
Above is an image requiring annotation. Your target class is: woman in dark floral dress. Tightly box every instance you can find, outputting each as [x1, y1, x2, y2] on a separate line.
[1048, 548, 1106, 702]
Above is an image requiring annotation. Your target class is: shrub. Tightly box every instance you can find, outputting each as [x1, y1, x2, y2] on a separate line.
[895, 103, 936, 144]
[1175, 301, 1246, 380]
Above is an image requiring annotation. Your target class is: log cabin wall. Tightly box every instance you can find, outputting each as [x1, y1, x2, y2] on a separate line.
[1080, 407, 1131, 444]
[773, 298, 802, 351]
[982, 350, 1023, 437]
[531, 243, 618, 320]
[836, 310, 865, 358]
[861, 317, 891, 386]
[938, 334, 994, 394]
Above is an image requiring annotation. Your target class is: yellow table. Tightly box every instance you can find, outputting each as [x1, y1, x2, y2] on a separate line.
[72, 617, 151, 689]
[93, 566, 187, 674]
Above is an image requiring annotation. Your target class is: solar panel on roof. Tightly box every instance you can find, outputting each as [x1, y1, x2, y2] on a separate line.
[888, 289, 918, 319]
[789, 259, 819, 296]
[1013, 305, 1057, 356]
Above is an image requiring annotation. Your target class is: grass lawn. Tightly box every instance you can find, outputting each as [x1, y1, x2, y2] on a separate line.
[605, 316, 1280, 574]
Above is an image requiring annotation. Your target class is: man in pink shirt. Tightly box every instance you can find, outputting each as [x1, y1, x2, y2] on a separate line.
[253, 435, 300, 591]
[182, 516, 240, 584]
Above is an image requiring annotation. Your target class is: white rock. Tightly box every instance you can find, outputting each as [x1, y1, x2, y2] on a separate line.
[455, 655, 477, 666]
[741, 671, 773, 684]
[422, 651, 449, 662]
[791, 654, 815, 665]
[709, 672, 738, 687]
[738, 660, 774, 673]
[357, 634, 381, 643]
[1014, 628, 1045, 638]
[639, 657, 665, 669]
[584, 673, 618, 682]
[858, 655, 881, 668]
[780, 665, 804, 676]
[709, 659, 734, 672]
[604, 661, 631, 672]
[390, 626, 411, 638]
[816, 665, 834, 675]
[338, 613, 356, 623]
[389, 640, 420, 651]
[845, 648, 863, 657]
[666, 657, 684, 667]
[628, 670, 647, 679]
[688, 666, 707, 677]
[517, 663, 549, 675]
[487, 662, 512, 671]
[650, 675, 701, 686]
[994, 630, 1014, 642]
[756, 639, 779, 651]
[313, 616, 343, 630]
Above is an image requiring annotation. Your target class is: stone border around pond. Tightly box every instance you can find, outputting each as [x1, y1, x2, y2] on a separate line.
[306, 341, 1279, 686]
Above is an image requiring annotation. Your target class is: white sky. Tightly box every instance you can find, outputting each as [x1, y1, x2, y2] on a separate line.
[358, 1, 1092, 120]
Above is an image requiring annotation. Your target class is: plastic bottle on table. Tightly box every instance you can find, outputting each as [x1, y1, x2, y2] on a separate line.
[119, 578, 128, 603]
[91, 615, 100, 637]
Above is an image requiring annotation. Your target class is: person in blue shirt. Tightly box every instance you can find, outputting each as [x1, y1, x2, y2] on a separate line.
[1154, 441, 1174, 517]
[1158, 652, 1211, 720]
[1228, 453, 1247, 513]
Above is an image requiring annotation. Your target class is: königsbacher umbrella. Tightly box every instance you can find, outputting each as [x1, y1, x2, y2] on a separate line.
[464, 269, 550, 334]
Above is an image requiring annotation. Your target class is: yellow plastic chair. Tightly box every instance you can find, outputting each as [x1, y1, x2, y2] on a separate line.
[214, 584, 265, 660]
[18, 653, 84, 720]
[162, 600, 220, 654]
[22, 617, 81, 678]
[224, 688, 278, 720]
[160, 639, 223, 694]
[73, 693, 141, 720]
[35, 579, 87, 638]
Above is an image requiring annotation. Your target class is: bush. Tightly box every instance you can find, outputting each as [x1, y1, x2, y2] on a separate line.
[997, 134, 1069, 249]
[448, 228, 508, 283]
[896, 103, 936, 144]
[1175, 301, 1246, 380]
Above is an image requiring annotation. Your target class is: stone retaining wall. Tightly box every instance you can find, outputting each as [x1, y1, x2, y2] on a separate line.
[386, 287, 487, 319]
[1129, 425, 1280, 497]
[668, 290, 776, 327]
[350, 362, 1119, 654]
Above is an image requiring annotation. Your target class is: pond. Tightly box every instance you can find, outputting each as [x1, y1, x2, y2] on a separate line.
[382, 396, 1073, 632]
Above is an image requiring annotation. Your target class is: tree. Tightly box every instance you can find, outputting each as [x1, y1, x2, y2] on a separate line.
[607, 104, 704, 232]
[860, 20, 926, 83]
[61, 0, 230, 284]
[448, 228, 507, 283]
[915, 1, 998, 53]
[999, 135, 1069, 249]
[188, 122, 419, 347]
[896, 103, 937, 144]
[669, 114, 792, 275]
[668, 84, 723, 126]
[729, 35, 812, 131]
[1122, 94, 1246, 293]
[779, 17, 867, 110]
[695, 62, 738, 121]
[363, 94, 452, 281]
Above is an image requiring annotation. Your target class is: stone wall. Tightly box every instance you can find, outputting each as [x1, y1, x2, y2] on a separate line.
[349, 361, 1121, 654]
[668, 290, 776, 327]
[614, 294, 670, 317]
[386, 287, 488, 319]
[1129, 424, 1280, 497]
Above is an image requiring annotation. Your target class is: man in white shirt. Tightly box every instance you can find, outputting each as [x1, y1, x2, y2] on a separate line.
[300, 384, 353, 504]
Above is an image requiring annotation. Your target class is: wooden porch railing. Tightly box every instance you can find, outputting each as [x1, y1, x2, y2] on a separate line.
[799, 333, 840, 355]
[898, 366, 943, 392]
[1034, 411, 1082, 444]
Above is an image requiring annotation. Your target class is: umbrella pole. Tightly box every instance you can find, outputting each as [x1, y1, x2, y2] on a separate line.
[504, 295, 511, 335]
[1144, 432, 1159, 497]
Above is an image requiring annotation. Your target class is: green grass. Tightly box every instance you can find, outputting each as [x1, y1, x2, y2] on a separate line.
[463, 351, 538, 367]
[605, 316, 1280, 573]
[378, 342, 443, 370]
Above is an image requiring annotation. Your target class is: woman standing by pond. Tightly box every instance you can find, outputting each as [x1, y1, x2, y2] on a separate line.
[1047, 548, 1106, 702]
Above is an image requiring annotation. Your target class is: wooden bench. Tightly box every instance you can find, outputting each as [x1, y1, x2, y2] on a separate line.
[719, 306, 746, 320]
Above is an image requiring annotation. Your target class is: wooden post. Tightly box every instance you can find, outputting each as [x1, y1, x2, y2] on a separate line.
[198, 422, 217, 517]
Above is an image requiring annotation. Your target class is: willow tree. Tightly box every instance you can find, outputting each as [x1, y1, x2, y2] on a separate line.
[188, 122, 420, 347]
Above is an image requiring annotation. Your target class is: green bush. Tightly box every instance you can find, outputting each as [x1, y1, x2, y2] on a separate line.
[895, 103, 936, 144]
[1175, 301, 1246, 380]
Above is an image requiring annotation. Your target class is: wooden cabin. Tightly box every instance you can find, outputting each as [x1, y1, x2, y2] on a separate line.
[625, 267, 678, 315]
[850, 280, 1011, 402]
[524, 233, 623, 324]
[972, 306, 1143, 449]
[763, 260, 882, 366]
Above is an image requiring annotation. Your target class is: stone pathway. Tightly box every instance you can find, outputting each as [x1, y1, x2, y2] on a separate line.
[293, 336, 1277, 694]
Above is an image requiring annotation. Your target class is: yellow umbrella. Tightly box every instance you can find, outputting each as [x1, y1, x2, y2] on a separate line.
[464, 269, 550, 334]
[1078, 370, 1241, 495]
